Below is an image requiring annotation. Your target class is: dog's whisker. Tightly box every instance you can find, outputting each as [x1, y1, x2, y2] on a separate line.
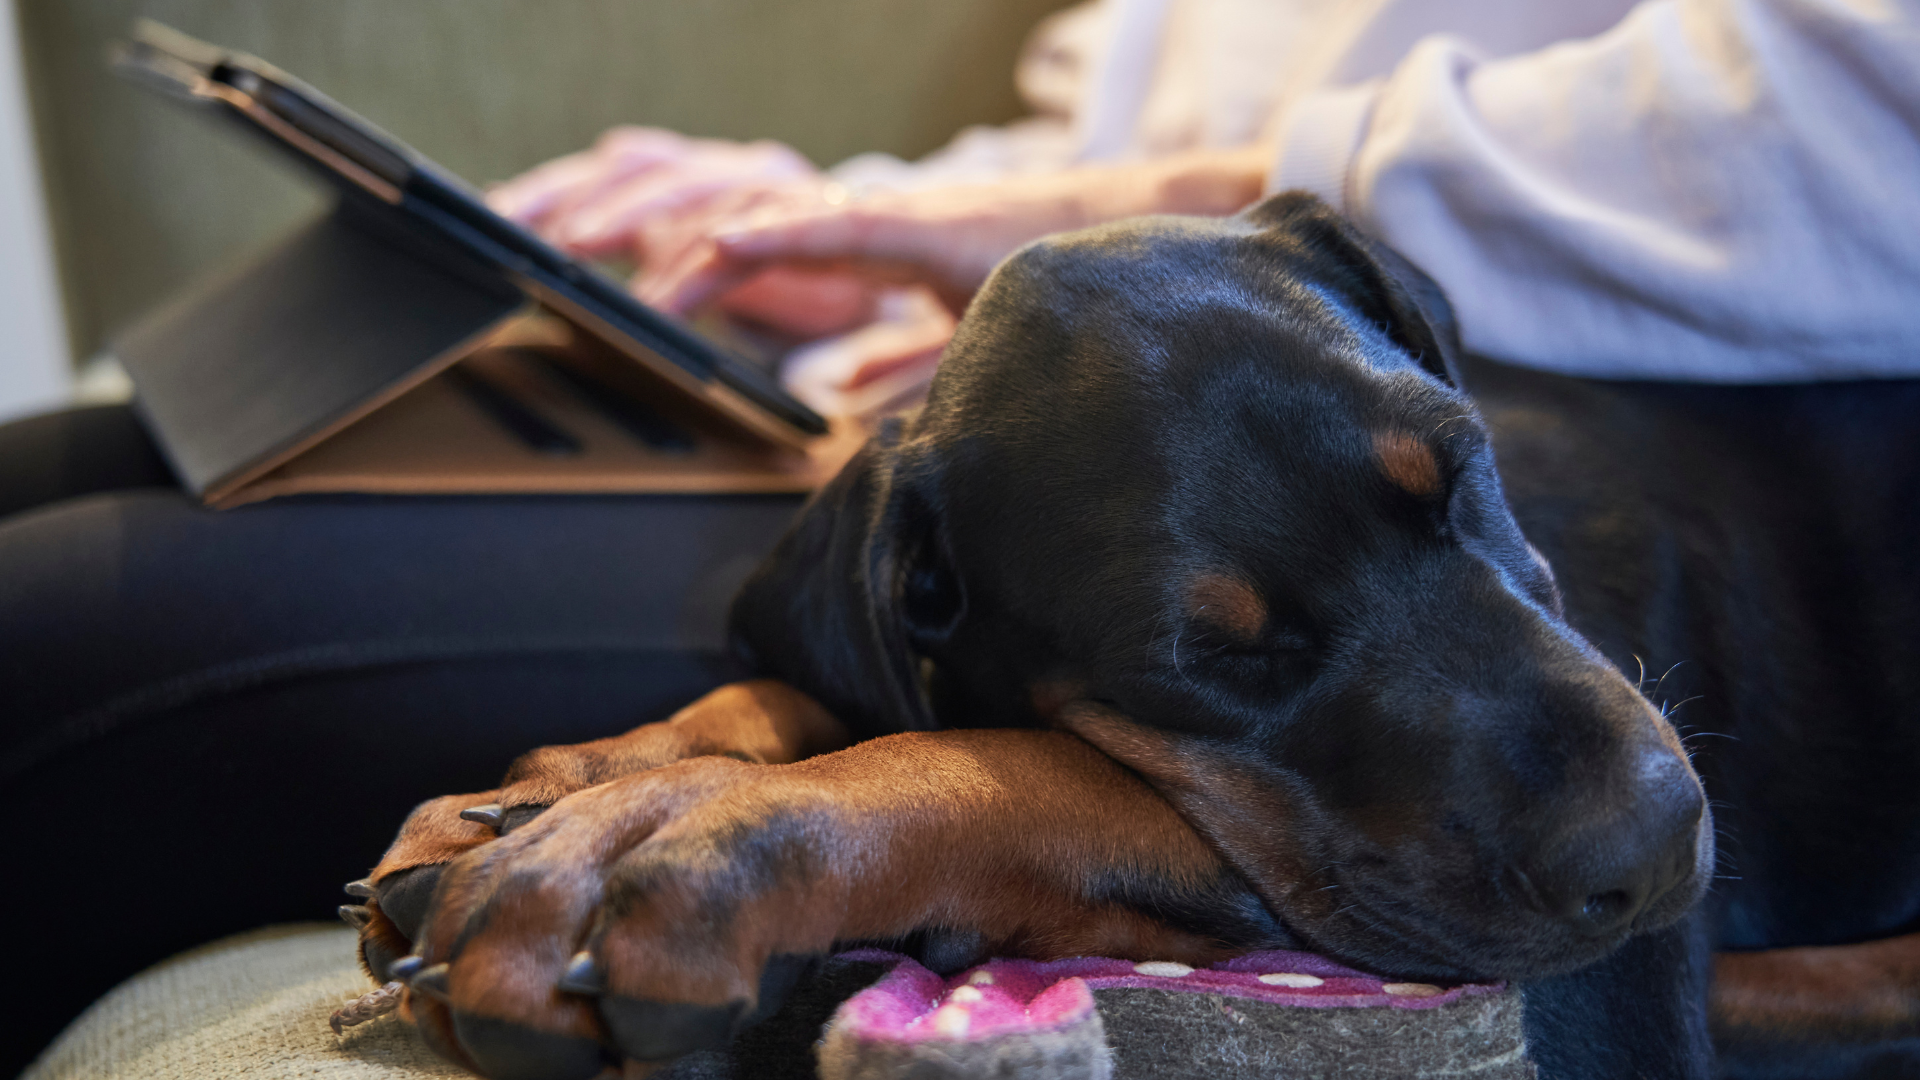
[1681, 731, 1738, 746]
[1661, 695, 1706, 719]
[1427, 413, 1476, 445]
[1331, 899, 1420, 949]
[1651, 661, 1689, 701]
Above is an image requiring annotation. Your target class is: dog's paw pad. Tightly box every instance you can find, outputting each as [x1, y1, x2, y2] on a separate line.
[450, 1011, 607, 1080]
[600, 996, 743, 1062]
[500, 804, 548, 833]
[374, 865, 444, 941]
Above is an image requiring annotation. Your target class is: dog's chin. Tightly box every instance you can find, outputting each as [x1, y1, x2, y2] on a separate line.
[1280, 858, 1712, 983]
[1273, 807, 1718, 983]
[1284, 904, 1637, 984]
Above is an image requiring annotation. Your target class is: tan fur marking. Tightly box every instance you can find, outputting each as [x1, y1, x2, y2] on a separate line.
[1712, 931, 1920, 1041]
[1187, 572, 1267, 641]
[1374, 431, 1442, 496]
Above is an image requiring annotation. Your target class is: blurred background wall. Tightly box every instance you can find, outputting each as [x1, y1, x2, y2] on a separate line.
[0, 0, 68, 421]
[2, 0, 1071, 421]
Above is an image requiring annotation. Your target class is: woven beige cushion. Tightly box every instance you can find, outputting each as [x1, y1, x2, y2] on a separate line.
[24, 924, 458, 1080]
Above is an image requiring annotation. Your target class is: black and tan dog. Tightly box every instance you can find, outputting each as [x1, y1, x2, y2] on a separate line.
[348, 194, 1920, 1079]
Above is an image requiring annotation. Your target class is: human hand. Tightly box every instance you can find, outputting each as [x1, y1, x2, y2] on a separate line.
[486, 126, 816, 258]
[631, 180, 885, 339]
[488, 127, 882, 339]
[779, 286, 957, 419]
[639, 144, 1274, 318]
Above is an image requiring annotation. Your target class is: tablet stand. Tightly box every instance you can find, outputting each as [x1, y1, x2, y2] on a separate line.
[113, 200, 862, 508]
[116, 201, 530, 502]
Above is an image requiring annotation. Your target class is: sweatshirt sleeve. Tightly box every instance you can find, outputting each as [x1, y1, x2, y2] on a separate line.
[1270, 0, 1920, 382]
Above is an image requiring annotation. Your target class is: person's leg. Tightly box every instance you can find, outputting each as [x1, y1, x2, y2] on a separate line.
[0, 404, 173, 518]
[0, 487, 805, 1074]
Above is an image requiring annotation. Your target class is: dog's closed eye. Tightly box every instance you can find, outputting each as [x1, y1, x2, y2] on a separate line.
[1183, 573, 1316, 658]
[1373, 430, 1442, 497]
[1186, 573, 1267, 642]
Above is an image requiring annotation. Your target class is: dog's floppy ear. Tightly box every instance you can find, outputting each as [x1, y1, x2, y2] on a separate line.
[1242, 191, 1462, 385]
[728, 421, 957, 737]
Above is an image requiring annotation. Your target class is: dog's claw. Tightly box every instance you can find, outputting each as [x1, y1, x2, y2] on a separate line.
[338, 904, 371, 930]
[557, 951, 604, 995]
[410, 962, 452, 1003]
[343, 878, 374, 898]
[459, 803, 506, 829]
[387, 954, 425, 981]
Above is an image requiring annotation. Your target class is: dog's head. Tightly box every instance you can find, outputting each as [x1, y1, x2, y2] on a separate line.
[731, 192, 1711, 981]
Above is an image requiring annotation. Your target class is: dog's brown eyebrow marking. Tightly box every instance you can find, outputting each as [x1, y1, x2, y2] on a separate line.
[1186, 573, 1267, 641]
[1373, 431, 1442, 496]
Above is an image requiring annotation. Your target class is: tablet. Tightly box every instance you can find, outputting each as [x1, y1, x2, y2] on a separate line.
[112, 19, 828, 447]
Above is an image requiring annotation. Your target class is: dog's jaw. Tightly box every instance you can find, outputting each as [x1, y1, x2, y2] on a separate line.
[1054, 693, 1710, 983]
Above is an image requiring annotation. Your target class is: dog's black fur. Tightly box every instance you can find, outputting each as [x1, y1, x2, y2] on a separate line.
[731, 193, 1920, 1078]
[1470, 356, 1920, 1079]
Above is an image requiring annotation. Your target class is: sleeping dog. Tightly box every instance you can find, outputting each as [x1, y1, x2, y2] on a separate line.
[347, 193, 1920, 1079]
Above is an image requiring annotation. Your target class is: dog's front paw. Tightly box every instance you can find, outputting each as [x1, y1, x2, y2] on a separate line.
[389, 757, 848, 1078]
[341, 687, 824, 990]
[341, 790, 508, 982]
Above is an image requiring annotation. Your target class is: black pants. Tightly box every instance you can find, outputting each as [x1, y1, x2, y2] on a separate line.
[0, 405, 805, 1074]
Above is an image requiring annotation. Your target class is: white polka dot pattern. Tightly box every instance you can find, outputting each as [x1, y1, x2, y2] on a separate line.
[1257, 972, 1325, 987]
[1132, 961, 1194, 977]
[932, 1004, 971, 1037]
[1383, 982, 1443, 997]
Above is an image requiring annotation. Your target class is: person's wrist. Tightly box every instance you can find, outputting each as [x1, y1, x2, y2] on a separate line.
[1146, 144, 1273, 217]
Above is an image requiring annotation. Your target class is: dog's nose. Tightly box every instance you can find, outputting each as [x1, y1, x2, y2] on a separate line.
[1517, 744, 1703, 936]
